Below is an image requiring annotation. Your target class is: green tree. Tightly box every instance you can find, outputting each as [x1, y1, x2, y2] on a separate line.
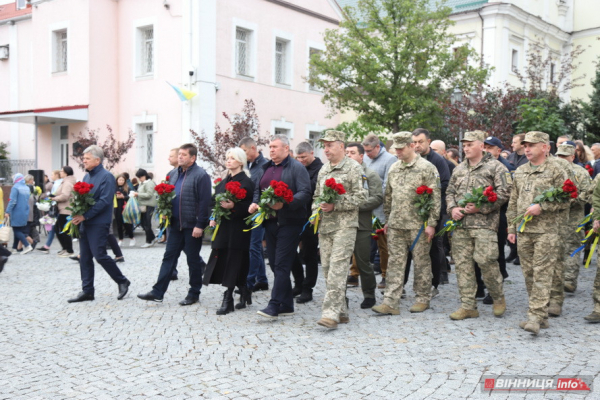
[307, 0, 489, 132]
[584, 58, 600, 142]
[334, 120, 387, 141]
[516, 98, 567, 141]
[0, 142, 9, 160]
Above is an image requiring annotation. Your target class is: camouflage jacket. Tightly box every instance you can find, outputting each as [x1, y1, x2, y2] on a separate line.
[358, 163, 383, 231]
[592, 175, 600, 221]
[312, 156, 365, 234]
[384, 154, 441, 230]
[564, 161, 593, 226]
[506, 157, 571, 234]
[446, 152, 511, 231]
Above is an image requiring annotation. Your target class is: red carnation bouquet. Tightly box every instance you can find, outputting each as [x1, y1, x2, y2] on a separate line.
[205, 180, 247, 240]
[154, 176, 176, 238]
[585, 164, 594, 177]
[512, 179, 577, 232]
[437, 185, 498, 236]
[309, 177, 346, 233]
[63, 182, 95, 237]
[245, 180, 294, 230]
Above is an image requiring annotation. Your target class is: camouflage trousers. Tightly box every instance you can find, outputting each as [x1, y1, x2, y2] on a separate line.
[383, 227, 432, 308]
[452, 228, 504, 310]
[563, 227, 585, 289]
[320, 228, 357, 322]
[518, 232, 560, 323]
[593, 262, 600, 314]
[550, 223, 577, 306]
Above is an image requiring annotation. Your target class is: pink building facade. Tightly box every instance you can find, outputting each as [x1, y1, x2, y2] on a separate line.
[0, 0, 342, 180]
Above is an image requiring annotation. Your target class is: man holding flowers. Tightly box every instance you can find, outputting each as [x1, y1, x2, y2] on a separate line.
[371, 132, 440, 317]
[446, 130, 511, 321]
[67, 145, 131, 303]
[507, 131, 571, 335]
[312, 131, 365, 330]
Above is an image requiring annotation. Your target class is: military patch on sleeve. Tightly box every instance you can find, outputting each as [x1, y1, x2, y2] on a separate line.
[362, 174, 367, 181]
[503, 172, 513, 186]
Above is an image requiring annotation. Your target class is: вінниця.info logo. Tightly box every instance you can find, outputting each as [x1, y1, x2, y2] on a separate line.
[481, 375, 592, 392]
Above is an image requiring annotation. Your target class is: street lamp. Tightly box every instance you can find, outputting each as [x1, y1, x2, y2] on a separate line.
[451, 88, 464, 161]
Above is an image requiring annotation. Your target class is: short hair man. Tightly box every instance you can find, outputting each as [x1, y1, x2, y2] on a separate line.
[292, 141, 324, 304]
[447, 148, 460, 164]
[138, 143, 212, 305]
[507, 132, 571, 335]
[431, 139, 455, 175]
[239, 137, 269, 292]
[67, 145, 131, 303]
[313, 131, 365, 329]
[507, 133, 528, 169]
[346, 142, 382, 309]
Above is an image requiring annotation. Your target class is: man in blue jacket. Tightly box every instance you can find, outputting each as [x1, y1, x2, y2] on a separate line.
[251, 134, 312, 318]
[138, 143, 211, 305]
[68, 146, 131, 303]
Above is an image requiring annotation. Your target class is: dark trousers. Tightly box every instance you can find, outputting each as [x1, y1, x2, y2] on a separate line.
[151, 219, 205, 298]
[141, 206, 156, 244]
[113, 208, 133, 240]
[55, 214, 74, 253]
[107, 234, 123, 258]
[79, 223, 128, 294]
[0, 244, 11, 257]
[404, 216, 447, 288]
[247, 224, 267, 288]
[291, 227, 320, 294]
[264, 220, 302, 311]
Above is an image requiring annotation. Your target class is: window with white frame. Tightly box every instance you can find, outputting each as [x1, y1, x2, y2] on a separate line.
[139, 123, 154, 164]
[236, 28, 252, 77]
[60, 126, 69, 167]
[308, 48, 322, 91]
[16, 0, 26, 10]
[511, 49, 519, 73]
[137, 25, 154, 77]
[550, 62, 556, 83]
[275, 128, 290, 138]
[275, 39, 289, 85]
[52, 29, 68, 73]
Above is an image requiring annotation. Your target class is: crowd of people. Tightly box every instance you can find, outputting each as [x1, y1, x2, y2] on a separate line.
[3, 129, 600, 337]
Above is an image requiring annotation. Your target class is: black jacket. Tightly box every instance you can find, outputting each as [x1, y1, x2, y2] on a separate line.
[425, 149, 450, 215]
[252, 156, 312, 226]
[248, 152, 268, 186]
[210, 172, 254, 250]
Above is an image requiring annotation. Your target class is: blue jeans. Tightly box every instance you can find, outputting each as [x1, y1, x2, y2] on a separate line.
[247, 224, 267, 288]
[79, 223, 128, 294]
[45, 228, 56, 247]
[12, 225, 29, 249]
[151, 219, 205, 298]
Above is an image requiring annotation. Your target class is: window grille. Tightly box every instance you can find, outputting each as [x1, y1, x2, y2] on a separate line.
[145, 124, 154, 164]
[142, 27, 154, 75]
[236, 28, 249, 76]
[275, 40, 287, 84]
[55, 30, 68, 72]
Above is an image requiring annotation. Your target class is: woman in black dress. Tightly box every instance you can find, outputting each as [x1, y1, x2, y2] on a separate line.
[203, 147, 255, 315]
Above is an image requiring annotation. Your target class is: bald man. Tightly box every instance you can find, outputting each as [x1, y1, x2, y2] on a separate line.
[431, 140, 455, 175]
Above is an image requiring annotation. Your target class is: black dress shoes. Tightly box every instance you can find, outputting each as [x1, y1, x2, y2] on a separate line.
[252, 282, 269, 292]
[292, 286, 303, 297]
[137, 292, 163, 302]
[170, 274, 178, 281]
[360, 297, 376, 309]
[296, 292, 313, 304]
[117, 279, 130, 300]
[0, 256, 7, 273]
[67, 291, 95, 303]
[179, 295, 199, 306]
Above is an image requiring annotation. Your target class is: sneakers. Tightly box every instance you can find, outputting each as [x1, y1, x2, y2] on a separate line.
[21, 246, 34, 255]
[584, 311, 600, 323]
[129, 238, 136, 247]
[347, 275, 359, 287]
[279, 308, 295, 316]
[316, 318, 338, 329]
[37, 247, 50, 254]
[141, 242, 154, 248]
[118, 240, 123, 246]
[409, 302, 429, 313]
[520, 320, 549, 329]
[548, 303, 562, 317]
[377, 278, 386, 289]
[257, 306, 279, 319]
[372, 304, 400, 315]
[449, 308, 479, 320]
[492, 297, 506, 317]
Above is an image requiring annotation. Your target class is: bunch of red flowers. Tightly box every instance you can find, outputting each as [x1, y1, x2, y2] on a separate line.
[372, 228, 385, 241]
[64, 182, 96, 237]
[482, 186, 498, 203]
[316, 178, 346, 205]
[326, 178, 346, 195]
[585, 164, 594, 177]
[154, 182, 175, 195]
[154, 176, 177, 237]
[416, 185, 433, 195]
[245, 180, 294, 229]
[271, 180, 294, 203]
[562, 179, 578, 199]
[206, 180, 248, 239]
[224, 181, 247, 200]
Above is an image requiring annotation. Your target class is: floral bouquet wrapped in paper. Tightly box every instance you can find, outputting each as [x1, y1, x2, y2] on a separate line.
[245, 180, 293, 230]
[62, 182, 95, 237]
[308, 178, 346, 233]
[154, 176, 176, 238]
[437, 185, 498, 237]
[205, 181, 247, 240]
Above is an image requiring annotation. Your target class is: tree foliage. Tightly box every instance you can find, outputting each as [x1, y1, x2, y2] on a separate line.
[0, 141, 9, 160]
[71, 125, 136, 171]
[334, 120, 388, 142]
[307, 0, 489, 132]
[516, 98, 567, 140]
[190, 99, 270, 178]
[584, 57, 600, 142]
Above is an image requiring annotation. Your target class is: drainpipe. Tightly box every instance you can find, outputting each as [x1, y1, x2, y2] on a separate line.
[34, 116, 38, 169]
[478, 10, 485, 69]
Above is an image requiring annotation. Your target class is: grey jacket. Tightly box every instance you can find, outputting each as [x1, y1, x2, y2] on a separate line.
[137, 179, 157, 207]
[364, 145, 397, 223]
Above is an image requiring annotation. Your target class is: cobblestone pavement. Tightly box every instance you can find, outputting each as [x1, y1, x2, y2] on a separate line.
[1, 232, 600, 399]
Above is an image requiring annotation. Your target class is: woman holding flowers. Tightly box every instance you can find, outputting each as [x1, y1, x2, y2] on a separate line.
[133, 169, 157, 247]
[49, 166, 76, 257]
[203, 148, 255, 315]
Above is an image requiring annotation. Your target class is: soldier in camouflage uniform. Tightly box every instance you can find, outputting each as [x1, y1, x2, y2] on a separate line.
[313, 130, 365, 330]
[585, 176, 600, 323]
[548, 144, 592, 316]
[446, 131, 510, 321]
[371, 132, 441, 316]
[507, 131, 571, 335]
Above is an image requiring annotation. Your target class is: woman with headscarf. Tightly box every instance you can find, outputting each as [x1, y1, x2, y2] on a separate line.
[5, 173, 32, 254]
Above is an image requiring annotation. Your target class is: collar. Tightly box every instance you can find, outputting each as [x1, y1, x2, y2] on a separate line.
[525, 157, 550, 173]
[87, 164, 104, 175]
[399, 154, 421, 169]
[269, 155, 290, 168]
[466, 152, 490, 169]
[326, 156, 349, 172]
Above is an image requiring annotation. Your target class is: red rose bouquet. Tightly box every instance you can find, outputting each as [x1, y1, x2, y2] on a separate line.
[62, 182, 95, 237]
[437, 185, 498, 237]
[585, 164, 594, 177]
[512, 179, 577, 232]
[410, 185, 435, 250]
[205, 180, 247, 240]
[309, 177, 346, 234]
[245, 180, 294, 230]
[154, 176, 176, 238]
[212, 178, 222, 190]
